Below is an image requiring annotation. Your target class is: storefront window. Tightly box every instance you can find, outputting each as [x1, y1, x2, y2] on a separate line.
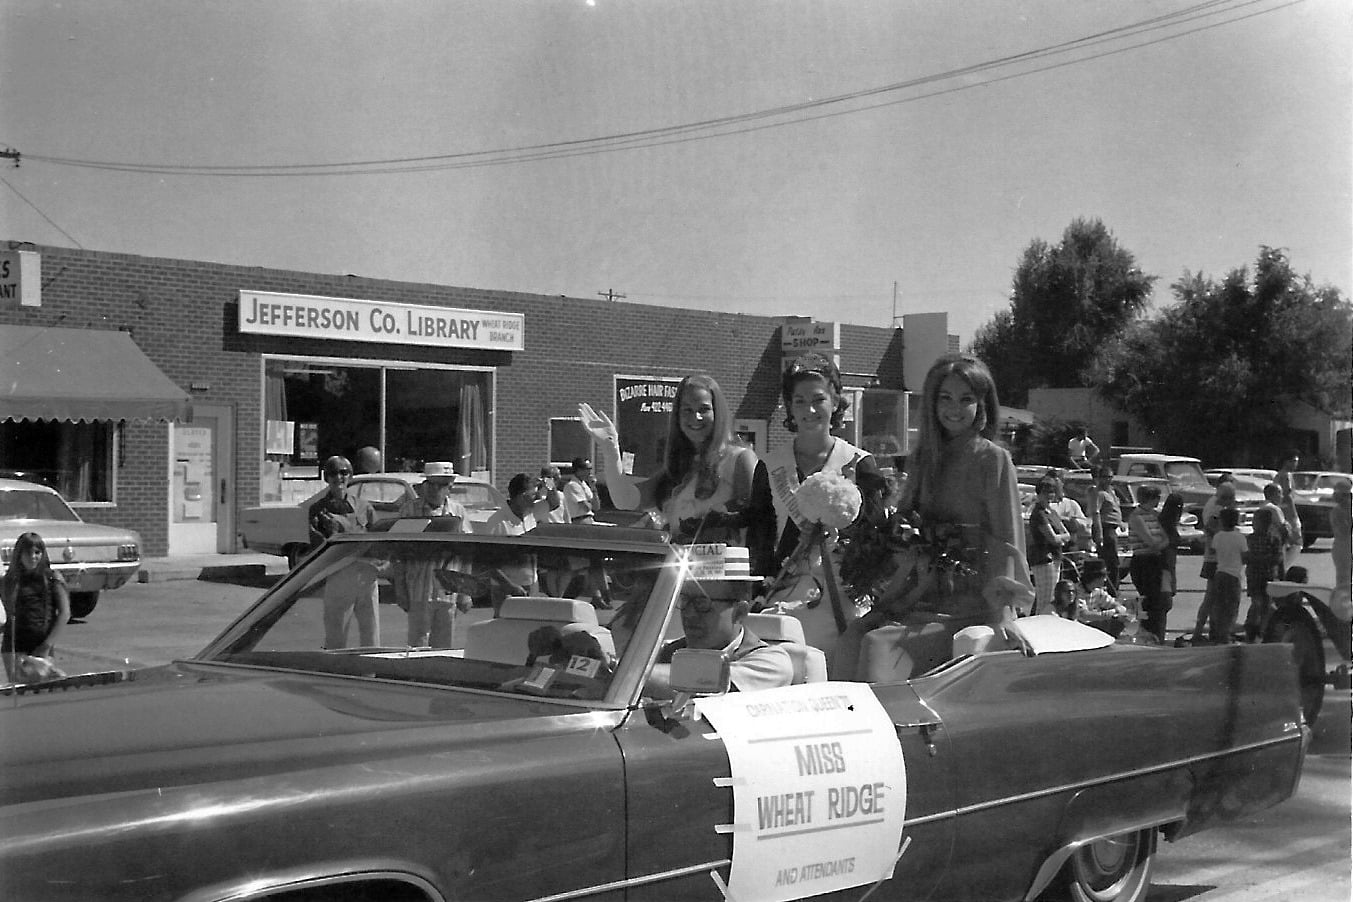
[260, 358, 492, 503]
[0, 420, 115, 503]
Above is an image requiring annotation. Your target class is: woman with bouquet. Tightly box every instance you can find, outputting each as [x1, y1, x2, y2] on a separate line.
[835, 354, 1033, 681]
[745, 353, 886, 664]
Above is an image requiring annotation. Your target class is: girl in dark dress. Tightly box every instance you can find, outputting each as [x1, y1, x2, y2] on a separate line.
[1, 532, 71, 681]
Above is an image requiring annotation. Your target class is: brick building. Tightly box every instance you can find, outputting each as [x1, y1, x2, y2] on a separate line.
[1, 243, 952, 556]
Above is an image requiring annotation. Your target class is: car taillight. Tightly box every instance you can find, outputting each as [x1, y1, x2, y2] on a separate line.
[118, 543, 139, 561]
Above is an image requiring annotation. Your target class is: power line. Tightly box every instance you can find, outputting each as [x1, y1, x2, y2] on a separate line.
[3, 0, 1300, 178]
[0, 176, 84, 248]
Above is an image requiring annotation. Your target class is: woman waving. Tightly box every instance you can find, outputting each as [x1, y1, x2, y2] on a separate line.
[580, 373, 756, 545]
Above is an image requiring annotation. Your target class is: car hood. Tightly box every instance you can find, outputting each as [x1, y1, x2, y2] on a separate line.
[0, 662, 612, 806]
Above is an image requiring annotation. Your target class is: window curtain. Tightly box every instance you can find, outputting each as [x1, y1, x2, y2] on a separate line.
[457, 382, 486, 476]
[264, 362, 289, 422]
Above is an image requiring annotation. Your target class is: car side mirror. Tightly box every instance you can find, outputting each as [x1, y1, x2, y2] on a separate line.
[669, 648, 731, 695]
[649, 649, 731, 728]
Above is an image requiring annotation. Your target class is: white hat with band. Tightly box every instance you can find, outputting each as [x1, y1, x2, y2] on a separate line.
[684, 543, 761, 582]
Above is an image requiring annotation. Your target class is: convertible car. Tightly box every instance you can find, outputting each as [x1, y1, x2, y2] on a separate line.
[0, 526, 1307, 902]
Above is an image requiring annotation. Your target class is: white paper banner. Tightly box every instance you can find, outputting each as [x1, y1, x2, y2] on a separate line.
[697, 682, 907, 902]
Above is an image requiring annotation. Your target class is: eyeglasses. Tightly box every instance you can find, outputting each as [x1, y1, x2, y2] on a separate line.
[677, 591, 741, 613]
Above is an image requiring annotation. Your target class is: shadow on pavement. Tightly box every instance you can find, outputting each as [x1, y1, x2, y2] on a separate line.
[199, 571, 284, 590]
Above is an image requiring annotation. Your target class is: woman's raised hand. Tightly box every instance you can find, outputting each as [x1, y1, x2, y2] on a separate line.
[578, 402, 619, 444]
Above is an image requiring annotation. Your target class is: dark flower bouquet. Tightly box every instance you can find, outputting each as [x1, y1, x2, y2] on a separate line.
[838, 513, 989, 619]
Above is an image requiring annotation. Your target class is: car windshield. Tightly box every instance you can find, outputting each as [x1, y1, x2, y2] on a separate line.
[1162, 462, 1211, 489]
[0, 489, 81, 522]
[198, 530, 676, 704]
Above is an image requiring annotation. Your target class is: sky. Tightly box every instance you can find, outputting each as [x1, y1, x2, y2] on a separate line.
[1, 0, 1349, 345]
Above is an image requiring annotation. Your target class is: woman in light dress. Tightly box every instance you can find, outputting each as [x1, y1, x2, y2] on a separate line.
[744, 354, 885, 662]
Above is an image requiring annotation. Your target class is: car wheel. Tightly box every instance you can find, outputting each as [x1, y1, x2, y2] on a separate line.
[1054, 828, 1156, 902]
[69, 591, 99, 620]
[1265, 611, 1325, 725]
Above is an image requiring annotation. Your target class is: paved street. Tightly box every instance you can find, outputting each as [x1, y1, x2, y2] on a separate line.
[27, 541, 1353, 901]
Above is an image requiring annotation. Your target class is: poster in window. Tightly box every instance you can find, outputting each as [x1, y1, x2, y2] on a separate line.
[296, 423, 319, 462]
[266, 419, 295, 455]
[614, 375, 684, 479]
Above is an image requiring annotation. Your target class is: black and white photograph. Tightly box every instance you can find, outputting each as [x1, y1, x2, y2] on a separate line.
[2, 2, 1349, 900]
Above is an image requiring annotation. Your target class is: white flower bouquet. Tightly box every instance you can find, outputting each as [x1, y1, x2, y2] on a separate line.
[795, 470, 863, 532]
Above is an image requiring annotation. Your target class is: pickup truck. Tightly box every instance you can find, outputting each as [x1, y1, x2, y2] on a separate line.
[1113, 453, 1269, 530]
[240, 473, 505, 567]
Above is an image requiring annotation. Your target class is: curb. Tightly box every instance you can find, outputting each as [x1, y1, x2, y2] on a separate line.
[139, 564, 267, 583]
[137, 561, 288, 584]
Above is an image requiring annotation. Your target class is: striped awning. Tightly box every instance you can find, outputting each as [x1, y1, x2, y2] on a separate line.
[1, 325, 190, 422]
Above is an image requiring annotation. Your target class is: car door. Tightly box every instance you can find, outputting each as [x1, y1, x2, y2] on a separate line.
[616, 681, 957, 902]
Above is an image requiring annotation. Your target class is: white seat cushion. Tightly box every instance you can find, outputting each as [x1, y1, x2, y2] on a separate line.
[745, 613, 825, 684]
[465, 597, 611, 666]
[745, 613, 806, 644]
[499, 596, 598, 626]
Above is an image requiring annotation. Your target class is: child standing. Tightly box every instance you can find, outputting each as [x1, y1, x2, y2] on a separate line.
[1243, 506, 1284, 642]
[1208, 507, 1247, 643]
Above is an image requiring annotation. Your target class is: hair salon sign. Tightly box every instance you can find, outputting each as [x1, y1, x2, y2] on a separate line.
[238, 290, 524, 351]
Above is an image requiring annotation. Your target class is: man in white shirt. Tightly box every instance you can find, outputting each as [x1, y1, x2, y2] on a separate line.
[1047, 469, 1091, 551]
[561, 457, 597, 523]
[1067, 428, 1100, 470]
[484, 473, 565, 612]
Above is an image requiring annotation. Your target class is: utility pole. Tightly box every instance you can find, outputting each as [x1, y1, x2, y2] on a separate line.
[597, 288, 626, 302]
[891, 281, 900, 327]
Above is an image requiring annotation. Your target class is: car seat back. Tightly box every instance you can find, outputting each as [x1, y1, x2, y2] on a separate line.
[745, 612, 827, 683]
[464, 596, 614, 666]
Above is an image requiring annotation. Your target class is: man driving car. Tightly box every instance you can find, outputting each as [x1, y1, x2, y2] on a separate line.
[645, 546, 792, 697]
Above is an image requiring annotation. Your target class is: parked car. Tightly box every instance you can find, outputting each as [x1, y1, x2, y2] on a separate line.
[1061, 473, 1206, 561]
[1289, 470, 1347, 548]
[0, 477, 141, 619]
[1205, 469, 1343, 548]
[0, 525, 1308, 902]
[240, 473, 506, 567]
[1205, 467, 1276, 487]
[1116, 453, 1216, 516]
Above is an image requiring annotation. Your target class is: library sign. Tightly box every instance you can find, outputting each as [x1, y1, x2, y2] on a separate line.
[238, 290, 524, 351]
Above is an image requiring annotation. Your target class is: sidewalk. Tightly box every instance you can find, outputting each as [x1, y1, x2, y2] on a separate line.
[137, 551, 290, 584]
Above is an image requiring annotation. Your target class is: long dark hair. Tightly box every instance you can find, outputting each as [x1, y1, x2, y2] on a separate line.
[1159, 491, 1184, 543]
[901, 354, 1002, 514]
[3, 532, 54, 600]
[654, 374, 740, 506]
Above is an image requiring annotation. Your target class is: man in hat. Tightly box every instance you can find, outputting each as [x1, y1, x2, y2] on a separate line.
[645, 547, 793, 697]
[395, 461, 472, 647]
[309, 455, 380, 649]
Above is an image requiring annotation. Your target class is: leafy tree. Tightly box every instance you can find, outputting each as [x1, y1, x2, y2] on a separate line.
[1091, 247, 1352, 464]
[970, 218, 1156, 406]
